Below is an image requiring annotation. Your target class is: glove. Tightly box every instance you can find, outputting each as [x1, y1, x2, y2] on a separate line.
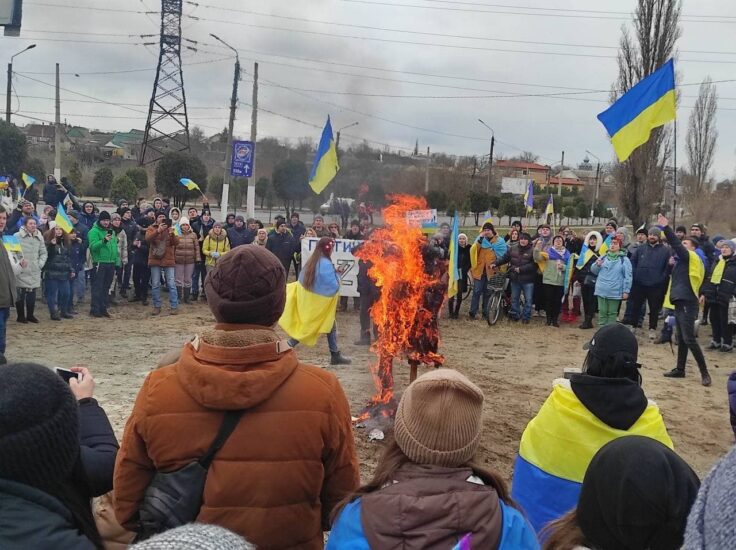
[212, 252, 220, 259]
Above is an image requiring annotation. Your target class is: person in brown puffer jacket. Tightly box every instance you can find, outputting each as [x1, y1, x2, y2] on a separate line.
[173, 217, 201, 304]
[113, 246, 360, 550]
[145, 214, 178, 316]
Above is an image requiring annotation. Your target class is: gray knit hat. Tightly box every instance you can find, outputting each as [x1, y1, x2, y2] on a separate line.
[394, 368, 484, 467]
[684, 444, 736, 548]
[130, 524, 254, 550]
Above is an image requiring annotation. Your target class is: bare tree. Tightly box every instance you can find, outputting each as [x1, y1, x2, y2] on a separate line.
[685, 78, 718, 198]
[612, 0, 681, 225]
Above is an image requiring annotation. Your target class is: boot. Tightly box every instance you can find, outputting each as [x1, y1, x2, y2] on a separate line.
[142, 295, 149, 306]
[663, 368, 685, 378]
[128, 294, 141, 303]
[551, 315, 560, 328]
[150, 307, 161, 316]
[176, 286, 183, 301]
[579, 316, 593, 329]
[169, 308, 178, 316]
[353, 332, 371, 346]
[183, 288, 191, 304]
[191, 291, 199, 302]
[119, 288, 128, 298]
[15, 299, 27, 323]
[546, 312, 552, 326]
[330, 351, 352, 365]
[50, 311, 61, 321]
[60, 312, 73, 319]
[26, 293, 38, 323]
[700, 370, 712, 387]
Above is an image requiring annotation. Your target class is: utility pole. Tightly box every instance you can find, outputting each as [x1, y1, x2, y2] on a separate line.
[6, 45, 36, 123]
[54, 63, 61, 181]
[558, 150, 564, 197]
[672, 122, 678, 226]
[425, 146, 430, 194]
[246, 62, 258, 219]
[210, 34, 240, 222]
[586, 150, 601, 224]
[486, 135, 495, 194]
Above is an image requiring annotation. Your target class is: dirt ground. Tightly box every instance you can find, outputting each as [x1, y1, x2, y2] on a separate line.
[8, 298, 735, 483]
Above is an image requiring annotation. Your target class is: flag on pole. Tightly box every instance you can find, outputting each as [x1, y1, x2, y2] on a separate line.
[545, 195, 554, 216]
[309, 116, 339, 194]
[2, 235, 22, 253]
[448, 212, 460, 299]
[179, 178, 201, 192]
[598, 234, 613, 256]
[576, 242, 595, 269]
[523, 180, 534, 213]
[597, 59, 676, 162]
[563, 253, 578, 297]
[21, 173, 36, 188]
[54, 203, 74, 234]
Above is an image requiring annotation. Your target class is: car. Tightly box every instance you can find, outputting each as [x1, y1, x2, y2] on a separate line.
[319, 196, 355, 215]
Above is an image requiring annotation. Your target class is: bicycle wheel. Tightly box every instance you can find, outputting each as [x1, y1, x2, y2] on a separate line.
[464, 274, 473, 300]
[487, 291, 503, 326]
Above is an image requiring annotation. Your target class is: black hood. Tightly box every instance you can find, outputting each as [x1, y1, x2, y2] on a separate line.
[570, 374, 647, 430]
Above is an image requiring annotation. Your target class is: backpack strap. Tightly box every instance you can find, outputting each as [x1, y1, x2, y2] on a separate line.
[198, 410, 244, 469]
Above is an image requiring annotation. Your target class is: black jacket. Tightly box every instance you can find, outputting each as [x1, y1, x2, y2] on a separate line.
[130, 228, 150, 267]
[458, 244, 471, 276]
[703, 254, 736, 305]
[23, 186, 39, 207]
[78, 398, 119, 497]
[495, 242, 537, 284]
[630, 241, 671, 287]
[43, 182, 66, 207]
[227, 225, 253, 248]
[120, 219, 138, 252]
[266, 232, 297, 267]
[696, 235, 717, 268]
[44, 241, 73, 281]
[664, 225, 699, 303]
[0, 479, 96, 550]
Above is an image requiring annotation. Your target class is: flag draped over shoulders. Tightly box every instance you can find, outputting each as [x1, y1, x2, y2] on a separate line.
[279, 257, 340, 345]
[511, 380, 673, 534]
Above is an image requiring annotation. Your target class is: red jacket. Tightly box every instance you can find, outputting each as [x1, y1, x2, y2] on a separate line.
[113, 325, 360, 550]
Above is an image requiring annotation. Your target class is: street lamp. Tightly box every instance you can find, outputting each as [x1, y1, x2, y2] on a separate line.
[478, 118, 495, 193]
[335, 121, 358, 151]
[209, 33, 241, 222]
[6, 44, 37, 123]
[585, 149, 602, 222]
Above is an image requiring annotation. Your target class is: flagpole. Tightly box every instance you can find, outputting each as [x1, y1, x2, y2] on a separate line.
[672, 121, 677, 227]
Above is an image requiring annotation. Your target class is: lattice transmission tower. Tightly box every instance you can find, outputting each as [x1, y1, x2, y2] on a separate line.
[140, 0, 190, 165]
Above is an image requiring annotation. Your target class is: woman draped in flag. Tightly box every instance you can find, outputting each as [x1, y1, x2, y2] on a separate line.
[327, 369, 538, 549]
[511, 323, 673, 535]
[534, 235, 570, 327]
[280, 237, 351, 365]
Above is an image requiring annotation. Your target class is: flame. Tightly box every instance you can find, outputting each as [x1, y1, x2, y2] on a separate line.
[354, 194, 446, 420]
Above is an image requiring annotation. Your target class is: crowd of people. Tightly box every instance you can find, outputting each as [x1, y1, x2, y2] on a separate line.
[1, 243, 736, 549]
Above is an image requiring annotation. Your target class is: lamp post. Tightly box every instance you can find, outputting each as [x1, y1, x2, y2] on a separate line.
[478, 119, 495, 194]
[585, 149, 601, 223]
[335, 121, 358, 153]
[6, 44, 36, 123]
[210, 33, 240, 222]
[334, 121, 358, 229]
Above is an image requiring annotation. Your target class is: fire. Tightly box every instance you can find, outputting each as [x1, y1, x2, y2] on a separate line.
[354, 195, 446, 421]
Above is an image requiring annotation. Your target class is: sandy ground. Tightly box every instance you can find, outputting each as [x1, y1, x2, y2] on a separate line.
[8, 297, 735, 482]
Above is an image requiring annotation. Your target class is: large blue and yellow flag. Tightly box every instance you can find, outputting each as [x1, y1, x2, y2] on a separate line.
[523, 181, 534, 213]
[511, 380, 673, 534]
[448, 213, 460, 299]
[55, 203, 74, 233]
[279, 257, 340, 345]
[597, 59, 676, 162]
[309, 116, 339, 194]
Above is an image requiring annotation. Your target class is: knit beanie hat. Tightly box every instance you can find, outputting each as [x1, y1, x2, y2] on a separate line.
[685, 444, 736, 548]
[578, 436, 700, 550]
[98, 210, 111, 222]
[648, 227, 661, 237]
[205, 245, 286, 326]
[179, 217, 190, 227]
[720, 240, 736, 254]
[111, 213, 121, 221]
[394, 368, 484, 467]
[0, 363, 80, 491]
[130, 524, 255, 550]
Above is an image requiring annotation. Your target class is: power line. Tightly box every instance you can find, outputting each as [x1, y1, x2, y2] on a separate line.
[16, 56, 231, 76]
[340, 0, 735, 24]
[25, 1, 159, 15]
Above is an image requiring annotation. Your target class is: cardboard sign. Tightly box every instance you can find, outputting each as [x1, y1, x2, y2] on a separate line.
[301, 238, 361, 297]
[406, 209, 438, 229]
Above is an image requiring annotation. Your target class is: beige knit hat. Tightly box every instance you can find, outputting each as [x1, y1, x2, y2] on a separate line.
[394, 368, 484, 467]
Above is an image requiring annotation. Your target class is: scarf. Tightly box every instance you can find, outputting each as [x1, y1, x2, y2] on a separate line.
[711, 257, 726, 285]
[548, 246, 570, 263]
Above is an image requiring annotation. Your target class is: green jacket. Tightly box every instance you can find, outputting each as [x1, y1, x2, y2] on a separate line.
[88, 222, 120, 265]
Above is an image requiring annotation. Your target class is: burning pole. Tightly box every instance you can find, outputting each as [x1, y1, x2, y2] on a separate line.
[354, 195, 446, 421]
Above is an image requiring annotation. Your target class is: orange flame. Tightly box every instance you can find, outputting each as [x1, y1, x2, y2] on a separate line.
[355, 195, 446, 416]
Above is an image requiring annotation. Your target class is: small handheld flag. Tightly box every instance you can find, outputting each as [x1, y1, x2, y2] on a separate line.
[598, 234, 613, 256]
[173, 223, 182, 237]
[309, 116, 339, 194]
[523, 180, 534, 213]
[55, 203, 74, 234]
[0, 176, 7, 189]
[597, 59, 676, 162]
[21, 173, 36, 188]
[2, 235, 22, 253]
[545, 195, 554, 216]
[179, 178, 201, 192]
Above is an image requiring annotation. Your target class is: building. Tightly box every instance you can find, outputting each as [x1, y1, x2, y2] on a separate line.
[494, 160, 550, 186]
[22, 123, 55, 146]
[547, 170, 586, 192]
[103, 129, 145, 160]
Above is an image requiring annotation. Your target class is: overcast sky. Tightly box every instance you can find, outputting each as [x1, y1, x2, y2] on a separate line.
[3, 0, 735, 179]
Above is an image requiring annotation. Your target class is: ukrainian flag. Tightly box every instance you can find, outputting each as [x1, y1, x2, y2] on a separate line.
[511, 380, 673, 534]
[598, 234, 613, 256]
[597, 59, 676, 162]
[562, 253, 577, 296]
[545, 195, 554, 216]
[2, 235, 22, 253]
[279, 258, 340, 345]
[448, 213, 460, 299]
[179, 178, 200, 192]
[523, 181, 534, 213]
[309, 117, 339, 194]
[55, 203, 74, 234]
[22, 173, 36, 188]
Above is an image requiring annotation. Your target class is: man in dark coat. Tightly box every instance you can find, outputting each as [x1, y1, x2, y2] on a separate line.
[628, 227, 672, 336]
[226, 215, 252, 248]
[0, 206, 21, 363]
[43, 175, 66, 207]
[266, 221, 297, 274]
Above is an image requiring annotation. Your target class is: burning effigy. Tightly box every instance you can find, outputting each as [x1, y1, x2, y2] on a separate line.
[354, 195, 448, 424]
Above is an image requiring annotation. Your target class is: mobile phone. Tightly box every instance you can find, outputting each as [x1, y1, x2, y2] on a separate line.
[56, 368, 79, 383]
[107, 229, 113, 236]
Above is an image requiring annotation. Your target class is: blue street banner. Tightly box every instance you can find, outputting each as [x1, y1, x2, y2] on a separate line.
[230, 140, 255, 177]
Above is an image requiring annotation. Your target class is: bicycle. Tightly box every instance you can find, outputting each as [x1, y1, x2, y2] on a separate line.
[463, 272, 473, 300]
[486, 272, 509, 326]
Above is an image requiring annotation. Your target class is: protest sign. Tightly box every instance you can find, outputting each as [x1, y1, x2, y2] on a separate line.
[301, 238, 361, 297]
